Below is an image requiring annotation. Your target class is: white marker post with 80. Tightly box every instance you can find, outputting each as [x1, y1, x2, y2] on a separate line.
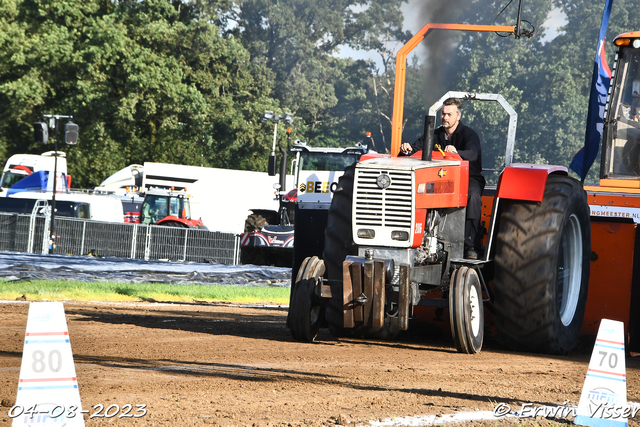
[11, 302, 85, 426]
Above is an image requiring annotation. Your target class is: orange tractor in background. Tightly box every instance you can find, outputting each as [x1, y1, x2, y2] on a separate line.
[576, 31, 640, 347]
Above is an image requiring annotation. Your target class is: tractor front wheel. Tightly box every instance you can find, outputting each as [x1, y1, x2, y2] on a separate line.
[289, 256, 325, 342]
[449, 267, 484, 354]
[493, 175, 590, 354]
[323, 165, 357, 337]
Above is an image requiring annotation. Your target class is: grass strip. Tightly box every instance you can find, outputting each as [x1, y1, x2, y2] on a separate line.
[0, 279, 290, 305]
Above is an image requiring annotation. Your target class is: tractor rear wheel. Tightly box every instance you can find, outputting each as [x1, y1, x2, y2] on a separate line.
[449, 267, 484, 354]
[244, 214, 268, 232]
[323, 165, 399, 340]
[323, 165, 356, 337]
[493, 175, 590, 354]
[289, 256, 325, 342]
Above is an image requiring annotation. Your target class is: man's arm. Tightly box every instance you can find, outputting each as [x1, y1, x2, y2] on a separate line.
[454, 127, 480, 161]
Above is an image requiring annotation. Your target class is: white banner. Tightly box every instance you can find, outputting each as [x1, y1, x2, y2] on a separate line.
[589, 205, 640, 223]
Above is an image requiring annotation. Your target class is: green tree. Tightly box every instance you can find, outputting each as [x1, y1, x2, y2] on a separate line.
[0, 0, 91, 161]
[0, 0, 282, 187]
[418, 0, 640, 184]
[222, 0, 409, 148]
[72, 0, 284, 185]
[531, 0, 640, 182]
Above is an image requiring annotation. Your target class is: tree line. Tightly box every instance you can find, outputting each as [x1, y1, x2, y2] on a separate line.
[0, 0, 637, 187]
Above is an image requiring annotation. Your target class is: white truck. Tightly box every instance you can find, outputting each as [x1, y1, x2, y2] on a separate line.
[96, 162, 283, 233]
[0, 152, 122, 222]
[7, 189, 124, 222]
[0, 151, 67, 192]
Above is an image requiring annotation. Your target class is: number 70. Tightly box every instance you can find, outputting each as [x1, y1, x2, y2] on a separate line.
[598, 351, 618, 369]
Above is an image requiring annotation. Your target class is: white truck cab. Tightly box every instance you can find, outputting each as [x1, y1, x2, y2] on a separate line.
[0, 151, 67, 192]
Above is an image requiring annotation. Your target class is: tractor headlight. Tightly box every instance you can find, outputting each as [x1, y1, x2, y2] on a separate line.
[357, 229, 375, 239]
[391, 231, 409, 241]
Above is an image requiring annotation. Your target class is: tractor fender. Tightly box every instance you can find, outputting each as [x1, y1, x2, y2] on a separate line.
[496, 164, 568, 203]
[484, 164, 568, 261]
[156, 216, 200, 228]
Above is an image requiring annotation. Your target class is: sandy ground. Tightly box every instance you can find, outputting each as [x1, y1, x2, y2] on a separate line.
[1, 300, 639, 426]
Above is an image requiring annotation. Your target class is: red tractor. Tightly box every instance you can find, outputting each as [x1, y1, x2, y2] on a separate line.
[124, 187, 206, 229]
[288, 20, 591, 355]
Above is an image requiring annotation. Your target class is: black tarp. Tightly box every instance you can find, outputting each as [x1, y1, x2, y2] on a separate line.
[0, 251, 291, 286]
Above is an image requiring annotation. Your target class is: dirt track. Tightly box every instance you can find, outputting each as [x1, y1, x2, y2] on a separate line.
[1, 301, 639, 426]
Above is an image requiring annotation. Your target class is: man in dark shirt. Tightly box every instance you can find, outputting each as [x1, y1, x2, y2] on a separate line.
[400, 98, 485, 260]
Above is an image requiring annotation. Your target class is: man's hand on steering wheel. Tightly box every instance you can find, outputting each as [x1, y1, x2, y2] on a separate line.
[444, 145, 457, 154]
[400, 142, 413, 155]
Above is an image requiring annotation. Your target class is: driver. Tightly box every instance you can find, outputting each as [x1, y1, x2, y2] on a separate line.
[620, 52, 640, 120]
[399, 97, 484, 260]
[142, 199, 157, 224]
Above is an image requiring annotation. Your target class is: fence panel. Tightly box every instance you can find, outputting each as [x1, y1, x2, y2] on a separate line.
[0, 212, 240, 265]
[185, 230, 238, 264]
[82, 220, 136, 258]
[147, 226, 189, 261]
[135, 225, 150, 260]
[0, 214, 31, 252]
[55, 218, 87, 256]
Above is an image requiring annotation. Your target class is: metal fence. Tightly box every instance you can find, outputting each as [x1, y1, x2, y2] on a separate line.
[0, 212, 241, 264]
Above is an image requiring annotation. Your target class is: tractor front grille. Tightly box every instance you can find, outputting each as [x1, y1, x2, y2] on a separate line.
[354, 168, 413, 229]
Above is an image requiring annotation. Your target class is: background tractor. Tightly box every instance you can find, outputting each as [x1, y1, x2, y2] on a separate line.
[123, 187, 206, 229]
[241, 139, 370, 267]
[288, 17, 593, 355]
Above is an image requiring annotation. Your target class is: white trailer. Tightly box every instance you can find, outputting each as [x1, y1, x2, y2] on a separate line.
[8, 190, 124, 223]
[96, 162, 288, 233]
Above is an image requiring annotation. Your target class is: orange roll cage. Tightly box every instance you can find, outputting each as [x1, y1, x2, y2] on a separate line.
[390, 24, 516, 156]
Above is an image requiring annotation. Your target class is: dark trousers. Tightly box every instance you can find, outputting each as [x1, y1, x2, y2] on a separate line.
[465, 177, 484, 252]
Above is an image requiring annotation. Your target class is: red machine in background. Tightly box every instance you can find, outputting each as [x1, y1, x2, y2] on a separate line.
[122, 187, 206, 229]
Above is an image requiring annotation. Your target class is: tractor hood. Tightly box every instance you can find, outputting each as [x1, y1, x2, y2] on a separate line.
[357, 153, 464, 171]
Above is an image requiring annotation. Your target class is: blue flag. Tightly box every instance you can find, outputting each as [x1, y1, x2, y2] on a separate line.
[569, 0, 613, 182]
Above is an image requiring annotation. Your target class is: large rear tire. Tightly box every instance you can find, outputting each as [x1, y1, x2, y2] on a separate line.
[323, 166, 357, 337]
[493, 175, 591, 354]
[322, 165, 399, 339]
[244, 214, 268, 232]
